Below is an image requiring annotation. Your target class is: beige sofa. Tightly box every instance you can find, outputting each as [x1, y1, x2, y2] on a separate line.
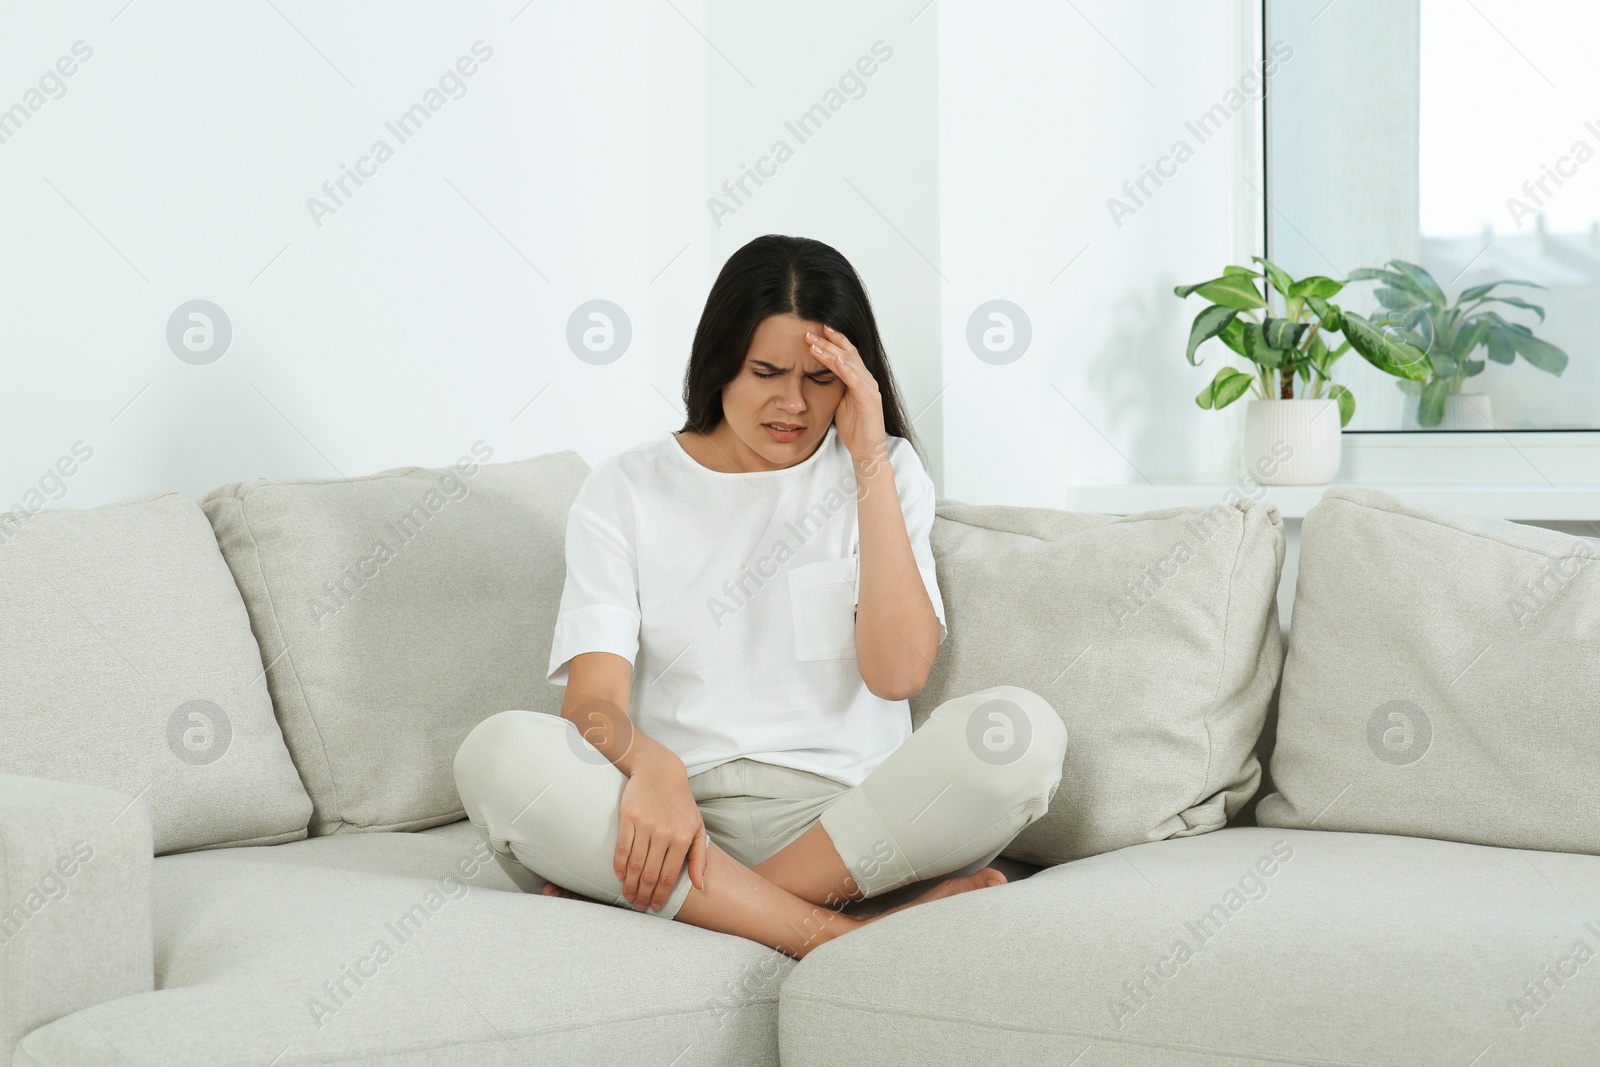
[3, 448, 1595, 1066]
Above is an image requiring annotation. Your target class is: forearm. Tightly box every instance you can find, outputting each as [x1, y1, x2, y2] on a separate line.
[560, 690, 680, 778]
[853, 442, 939, 700]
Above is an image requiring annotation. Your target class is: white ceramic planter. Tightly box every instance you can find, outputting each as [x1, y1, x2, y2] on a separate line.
[1401, 391, 1495, 430]
[1242, 399, 1342, 485]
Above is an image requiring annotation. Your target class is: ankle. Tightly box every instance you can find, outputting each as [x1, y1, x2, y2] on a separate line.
[784, 907, 859, 959]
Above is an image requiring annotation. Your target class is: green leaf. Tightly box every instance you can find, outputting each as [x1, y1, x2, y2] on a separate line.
[1250, 256, 1295, 297]
[1217, 316, 1249, 357]
[1479, 295, 1546, 322]
[1195, 366, 1254, 411]
[1346, 267, 1424, 294]
[1212, 368, 1255, 409]
[1262, 316, 1306, 350]
[1481, 311, 1531, 336]
[1405, 306, 1436, 349]
[1222, 265, 1262, 278]
[1417, 379, 1450, 427]
[1288, 275, 1345, 299]
[1185, 305, 1240, 365]
[1510, 331, 1569, 375]
[1375, 287, 1424, 311]
[1327, 383, 1355, 428]
[1241, 322, 1282, 368]
[1174, 274, 1268, 309]
[1485, 328, 1516, 365]
[1450, 317, 1488, 358]
[1306, 296, 1342, 332]
[1306, 331, 1328, 369]
[1340, 311, 1433, 381]
[1464, 359, 1485, 377]
[1459, 278, 1545, 303]
[1386, 260, 1448, 307]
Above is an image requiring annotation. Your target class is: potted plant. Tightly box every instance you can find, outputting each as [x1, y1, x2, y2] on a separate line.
[1176, 256, 1434, 485]
[1346, 258, 1569, 429]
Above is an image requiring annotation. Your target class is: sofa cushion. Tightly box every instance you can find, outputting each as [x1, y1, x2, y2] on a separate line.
[1256, 486, 1600, 854]
[780, 826, 1600, 1066]
[917, 495, 1284, 866]
[199, 446, 586, 836]
[0, 491, 311, 854]
[16, 826, 788, 1066]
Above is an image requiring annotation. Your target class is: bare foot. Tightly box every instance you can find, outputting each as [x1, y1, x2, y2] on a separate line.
[854, 867, 1008, 928]
[539, 881, 606, 905]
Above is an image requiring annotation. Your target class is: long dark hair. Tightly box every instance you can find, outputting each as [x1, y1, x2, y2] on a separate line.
[680, 234, 925, 467]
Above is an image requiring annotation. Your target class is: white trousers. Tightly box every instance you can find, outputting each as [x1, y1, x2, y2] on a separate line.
[453, 684, 1067, 922]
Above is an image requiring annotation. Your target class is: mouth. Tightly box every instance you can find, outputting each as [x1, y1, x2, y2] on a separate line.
[763, 422, 804, 441]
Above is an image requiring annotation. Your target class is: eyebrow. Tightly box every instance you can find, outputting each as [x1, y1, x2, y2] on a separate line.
[750, 360, 833, 374]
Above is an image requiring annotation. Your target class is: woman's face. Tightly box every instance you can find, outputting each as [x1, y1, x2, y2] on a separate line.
[715, 312, 845, 469]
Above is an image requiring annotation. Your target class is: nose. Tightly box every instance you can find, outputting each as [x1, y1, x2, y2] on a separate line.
[776, 374, 806, 414]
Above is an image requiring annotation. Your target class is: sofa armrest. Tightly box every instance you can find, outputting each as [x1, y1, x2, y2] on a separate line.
[0, 774, 153, 1062]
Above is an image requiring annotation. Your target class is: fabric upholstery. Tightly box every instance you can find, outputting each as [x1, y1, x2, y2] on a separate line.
[780, 826, 1600, 1066]
[15, 822, 786, 1066]
[1257, 486, 1600, 854]
[1, 774, 154, 1066]
[0, 491, 311, 853]
[200, 449, 586, 836]
[917, 495, 1285, 865]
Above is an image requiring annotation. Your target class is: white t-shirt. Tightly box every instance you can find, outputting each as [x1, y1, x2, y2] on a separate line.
[545, 422, 948, 787]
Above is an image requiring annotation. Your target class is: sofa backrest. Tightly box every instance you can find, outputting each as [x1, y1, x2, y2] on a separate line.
[0, 491, 312, 854]
[1257, 486, 1600, 853]
[200, 447, 586, 836]
[917, 493, 1286, 866]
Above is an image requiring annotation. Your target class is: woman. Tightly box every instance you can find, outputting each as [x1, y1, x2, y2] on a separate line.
[454, 234, 1067, 960]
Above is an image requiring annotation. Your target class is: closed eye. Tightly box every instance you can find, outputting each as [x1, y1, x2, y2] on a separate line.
[755, 370, 834, 383]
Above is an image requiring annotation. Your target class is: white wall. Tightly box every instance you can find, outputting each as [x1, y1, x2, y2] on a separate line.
[703, 0, 943, 477]
[1, 0, 714, 512]
[937, 0, 1266, 504]
[5, 0, 1276, 520]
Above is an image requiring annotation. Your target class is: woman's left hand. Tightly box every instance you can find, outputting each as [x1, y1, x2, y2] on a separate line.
[805, 325, 888, 466]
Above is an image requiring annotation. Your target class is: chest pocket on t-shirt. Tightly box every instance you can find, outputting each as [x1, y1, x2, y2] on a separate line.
[788, 557, 858, 661]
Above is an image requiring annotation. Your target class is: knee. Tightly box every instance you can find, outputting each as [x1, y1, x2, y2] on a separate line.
[961, 686, 1068, 808]
[454, 709, 568, 803]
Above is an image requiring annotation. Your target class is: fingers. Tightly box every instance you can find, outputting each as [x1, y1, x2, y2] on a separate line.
[689, 826, 708, 892]
[635, 833, 671, 912]
[617, 817, 644, 905]
[651, 835, 688, 912]
[614, 817, 634, 881]
[820, 324, 856, 356]
[805, 328, 854, 371]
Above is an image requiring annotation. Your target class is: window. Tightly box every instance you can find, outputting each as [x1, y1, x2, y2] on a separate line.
[1266, 0, 1599, 433]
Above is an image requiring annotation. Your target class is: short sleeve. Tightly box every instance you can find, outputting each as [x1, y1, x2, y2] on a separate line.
[546, 495, 643, 686]
[875, 438, 947, 646]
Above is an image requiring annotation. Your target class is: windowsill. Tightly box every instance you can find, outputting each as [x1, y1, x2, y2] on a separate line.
[1061, 483, 1600, 521]
[1058, 431, 1600, 520]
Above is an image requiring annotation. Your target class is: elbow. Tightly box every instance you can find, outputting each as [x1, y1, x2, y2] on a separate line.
[868, 667, 932, 703]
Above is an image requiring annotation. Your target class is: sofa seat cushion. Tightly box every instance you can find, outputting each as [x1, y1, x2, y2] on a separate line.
[780, 827, 1600, 1067]
[15, 824, 789, 1067]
